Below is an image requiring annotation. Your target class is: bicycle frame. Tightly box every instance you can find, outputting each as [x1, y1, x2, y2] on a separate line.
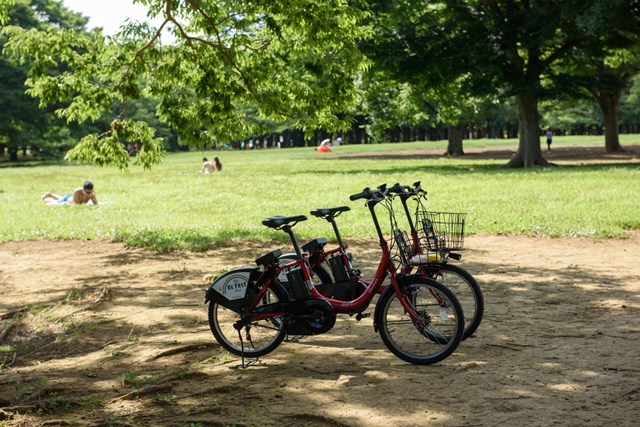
[301, 191, 432, 322]
[308, 240, 392, 313]
[248, 192, 427, 327]
[241, 255, 309, 321]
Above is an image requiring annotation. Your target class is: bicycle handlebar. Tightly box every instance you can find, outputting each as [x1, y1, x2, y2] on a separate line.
[412, 181, 426, 195]
[350, 187, 385, 202]
[387, 182, 407, 195]
[390, 181, 425, 197]
[352, 181, 430, 203]
[349, 187, 372, 201]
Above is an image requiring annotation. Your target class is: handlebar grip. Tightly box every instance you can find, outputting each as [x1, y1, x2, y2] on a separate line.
[349, 187, 371, 201]
[388, 183, 405, 194]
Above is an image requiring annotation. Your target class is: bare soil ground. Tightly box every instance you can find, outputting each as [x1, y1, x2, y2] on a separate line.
[334, 143, 640, 164]
[1, 145, 639, 427]
[1, 232, 639, 427]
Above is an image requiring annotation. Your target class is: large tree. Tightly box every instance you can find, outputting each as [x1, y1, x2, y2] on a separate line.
[559, 12, 640, 153]
[358, 69, 434, 143]
[2, 0, 370, 169]
[365, 0, 639, 167]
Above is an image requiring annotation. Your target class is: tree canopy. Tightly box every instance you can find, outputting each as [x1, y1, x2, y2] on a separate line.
[363, 0, 640, 166]
[0, 0, 93, 160]
[2, 1, 639, 169]
[2, 0, 371, 169]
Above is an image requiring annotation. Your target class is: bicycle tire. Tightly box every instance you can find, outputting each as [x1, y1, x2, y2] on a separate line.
[208, 281, 288, 358]
[423, 263, 484, 339]
[374, 276, 464, 365]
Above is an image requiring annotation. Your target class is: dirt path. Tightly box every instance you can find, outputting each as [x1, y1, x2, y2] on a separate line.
[0, 233, 638, 426]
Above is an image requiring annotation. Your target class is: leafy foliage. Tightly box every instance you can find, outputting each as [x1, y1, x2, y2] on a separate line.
[0, 1, 11, 25]
[362, 0, 640, 165]
[3, 0, 372, 169]
[0, 0, 91, 160]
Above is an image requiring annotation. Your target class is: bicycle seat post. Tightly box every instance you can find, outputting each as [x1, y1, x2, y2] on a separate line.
[282, 224, 304, 260]
[327, 215, 347, 249]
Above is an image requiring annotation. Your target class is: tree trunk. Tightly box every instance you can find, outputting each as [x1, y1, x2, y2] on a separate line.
[446, 124, 465, 155]
[597, 90, 624, 153]
[8, 147, 18, 162]
[506, 93, 551, 168]
[402, 126, 411, 142]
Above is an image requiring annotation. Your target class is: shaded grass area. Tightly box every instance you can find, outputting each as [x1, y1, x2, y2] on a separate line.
[0, 136, 639, 251]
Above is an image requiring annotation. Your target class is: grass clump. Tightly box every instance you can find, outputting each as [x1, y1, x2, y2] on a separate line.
[114, 228, 217, 252]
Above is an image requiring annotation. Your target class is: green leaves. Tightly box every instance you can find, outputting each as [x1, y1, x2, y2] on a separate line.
[0, 0, 15, 25]
[65, 119, 165, 170]
[3, 0, 372, 168]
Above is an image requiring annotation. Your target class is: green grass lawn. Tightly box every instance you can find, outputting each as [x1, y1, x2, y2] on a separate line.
[1, 135, 638, 251]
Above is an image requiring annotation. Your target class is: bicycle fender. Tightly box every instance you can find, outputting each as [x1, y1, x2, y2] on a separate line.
[277, 253, 298, 281]
[204, 267, 259, 305]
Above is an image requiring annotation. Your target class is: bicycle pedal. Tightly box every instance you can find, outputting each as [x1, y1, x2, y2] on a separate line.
[355, 312, 371, 321]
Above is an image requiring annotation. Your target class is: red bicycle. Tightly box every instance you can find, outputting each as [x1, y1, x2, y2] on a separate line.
[281, 182, 483, 339]
[205, 188, 464, 365]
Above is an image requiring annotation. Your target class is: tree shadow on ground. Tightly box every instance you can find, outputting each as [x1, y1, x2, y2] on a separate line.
[1, 239, 638, 426]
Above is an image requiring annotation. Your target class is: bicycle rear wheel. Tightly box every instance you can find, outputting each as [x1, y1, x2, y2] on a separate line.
[208, 284, 288, 358]
[375, 276, 464, 365]
[424, 263, 484, 339]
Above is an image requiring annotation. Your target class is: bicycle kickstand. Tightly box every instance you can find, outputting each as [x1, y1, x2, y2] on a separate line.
[237, 328, 259, 369]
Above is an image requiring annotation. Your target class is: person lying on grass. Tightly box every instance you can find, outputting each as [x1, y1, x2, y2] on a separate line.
[42, 180, 98, 205]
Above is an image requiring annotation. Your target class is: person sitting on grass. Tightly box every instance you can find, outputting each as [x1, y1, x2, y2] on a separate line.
[213, 157, 222, 172]
[200, 157, 222, 173]
[42, 180, 98, 205]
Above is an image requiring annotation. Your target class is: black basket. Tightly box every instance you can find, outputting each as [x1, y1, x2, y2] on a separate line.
[391, 229, 443, 266]
[416, 211, 466, 251]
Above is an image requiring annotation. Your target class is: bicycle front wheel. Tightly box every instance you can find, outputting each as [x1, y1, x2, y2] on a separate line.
[208, 284, 288, 358]
[424, 263, 484, 340]
[375, 277, 464, 365]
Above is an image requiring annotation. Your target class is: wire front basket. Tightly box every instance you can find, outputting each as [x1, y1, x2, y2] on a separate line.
[390, 229, 442, 267]
[391, 228, 413, 266]
[416, 211, 466, 252]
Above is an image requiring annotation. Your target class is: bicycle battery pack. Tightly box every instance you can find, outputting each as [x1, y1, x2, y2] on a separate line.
[314, 254, 362, 301]
[286, 267, 311, 299]
[328, 254, 349, 282]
